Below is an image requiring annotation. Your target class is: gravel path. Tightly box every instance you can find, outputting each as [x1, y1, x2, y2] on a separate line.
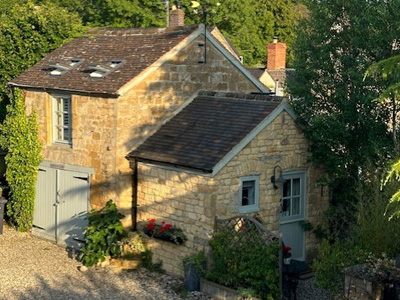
[0, 225, 210, 300]
[0, 224, 330, 300]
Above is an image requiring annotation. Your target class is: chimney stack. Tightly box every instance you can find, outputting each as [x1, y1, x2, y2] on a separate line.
[267, 37, 287, 70]
[169, 5, 185, 27]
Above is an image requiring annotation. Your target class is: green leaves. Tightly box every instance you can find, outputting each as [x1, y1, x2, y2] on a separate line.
[0, 89, 42, 231]
[79, 200, 127, 267]
[288, 0, 400, 204]
[206, 230, 280, 299]
[0, 1, 83, 120]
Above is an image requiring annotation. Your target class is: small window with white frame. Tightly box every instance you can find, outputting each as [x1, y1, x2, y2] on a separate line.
[239, 176, 260, 213]
[52, 95, 72, 145]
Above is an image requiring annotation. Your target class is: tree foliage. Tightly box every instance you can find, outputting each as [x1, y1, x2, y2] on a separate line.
[288, 0, 400, 209]
[47, 0, 300, 66]
[0, 89, 42, 231]
[0, 1, 83, 119]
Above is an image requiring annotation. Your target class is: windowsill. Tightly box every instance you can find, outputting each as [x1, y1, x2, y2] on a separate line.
[50, 142, 72, 148]
[239, 206, 260, 214]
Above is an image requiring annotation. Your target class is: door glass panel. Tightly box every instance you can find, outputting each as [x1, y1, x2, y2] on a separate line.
[282, 198, 290, 216]
[292, 196, 300, 215]
[283, 180, 291, 197]
[292, 178, 300, 196]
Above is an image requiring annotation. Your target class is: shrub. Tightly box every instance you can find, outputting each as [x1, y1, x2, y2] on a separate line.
[0, 89, 42, 231]
[206, 229, 280, 299]
[313, 239, 368, 297]
[79, 200, 127, 267]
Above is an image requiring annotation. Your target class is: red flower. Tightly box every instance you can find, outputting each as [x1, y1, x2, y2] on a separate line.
[149, 218, 156, 223]
[282, 246, 292, 253]
[147, 223, 155, 230]
[164, 224, 172, 230]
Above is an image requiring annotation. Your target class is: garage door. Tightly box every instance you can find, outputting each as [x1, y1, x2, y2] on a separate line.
[33, 164, 91, 249]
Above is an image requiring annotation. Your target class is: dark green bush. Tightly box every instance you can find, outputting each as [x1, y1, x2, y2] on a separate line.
[313, 239, 368, 297]
[79, 200, 127, 267]
[206, 229, 280, 299]
[0, 89, 42, 232]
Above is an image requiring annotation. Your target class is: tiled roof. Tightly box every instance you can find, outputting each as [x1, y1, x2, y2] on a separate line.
[267, 69, 295, 86]
[246, 68, 295, 87]
[10, 26, 199, 96]
[127, 91, 282, 172]
[246, 68, 265, 79]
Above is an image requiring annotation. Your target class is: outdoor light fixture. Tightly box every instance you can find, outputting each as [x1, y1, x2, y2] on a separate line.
[270, 166, 285, 189]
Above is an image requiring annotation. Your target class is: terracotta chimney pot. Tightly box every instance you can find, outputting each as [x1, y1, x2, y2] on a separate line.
[169, 6, 185, 27]
[267, 37, 287, 70]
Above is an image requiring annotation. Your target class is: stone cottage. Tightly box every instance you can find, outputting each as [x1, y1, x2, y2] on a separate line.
[9, 9, 267, 246]
[127, 91, 329, 275]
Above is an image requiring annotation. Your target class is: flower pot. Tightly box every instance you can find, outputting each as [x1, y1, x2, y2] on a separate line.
[184, 262, 203, 291]
[283, 257, 291, 265]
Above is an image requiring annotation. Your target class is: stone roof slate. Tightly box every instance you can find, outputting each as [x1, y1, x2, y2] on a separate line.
[127, 91, 282, 172]
[10, 26, 198, 96]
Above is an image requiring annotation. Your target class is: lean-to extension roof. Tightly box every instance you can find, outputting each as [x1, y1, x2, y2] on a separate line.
[127, 91, 286, 174]
[9, 26, 199, 96]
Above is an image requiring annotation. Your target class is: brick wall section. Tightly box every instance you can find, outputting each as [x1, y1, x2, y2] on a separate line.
[267, 42, 287, 70]
[24, 34, 260, 226]
[169, 9, 185, 27]
[137, 111, 329, 275]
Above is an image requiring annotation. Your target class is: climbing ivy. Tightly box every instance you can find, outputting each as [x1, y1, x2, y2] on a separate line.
[0, 89, 42, 231]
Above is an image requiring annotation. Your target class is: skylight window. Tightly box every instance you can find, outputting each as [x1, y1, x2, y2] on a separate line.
[89, 59, 124, 78]
[50, 58, 83, 76]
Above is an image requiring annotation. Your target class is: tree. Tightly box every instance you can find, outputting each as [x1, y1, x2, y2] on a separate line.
[44, 0, 167, 28]
[50, 0, 300, 67]
[0, 89, 42, 231]
[287, 0, 400, 210]
[0, 1, 83, 119]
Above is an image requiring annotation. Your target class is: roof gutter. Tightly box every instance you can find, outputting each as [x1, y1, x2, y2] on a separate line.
[8, 83, 121, 98]
[126, 155, 213, 175]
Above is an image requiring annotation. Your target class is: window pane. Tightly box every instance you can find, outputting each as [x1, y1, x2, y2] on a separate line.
[282, 198, 291, 216]
[292, 197, 300, 215]
[242, 180, 255, 206]
[283, 179, 291, 197]
[293, 178, 300, 196]
[54, 97, 71, 143]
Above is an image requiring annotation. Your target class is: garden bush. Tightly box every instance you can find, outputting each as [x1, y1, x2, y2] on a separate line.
[206, 229, 280, 299]
[313, 239, 368, 297]
[0, 89, 42, 231]
[79, 200, 127, 267]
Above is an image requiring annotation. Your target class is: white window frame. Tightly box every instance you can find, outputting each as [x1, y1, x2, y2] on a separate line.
[239, 175, 260, 213]
[280, 171, 306, 223]
[52, 95, 72, 145]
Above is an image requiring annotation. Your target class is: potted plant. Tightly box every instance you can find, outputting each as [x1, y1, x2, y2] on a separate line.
[143, 218, 187, 245]
[183, 251, 207, 292]
[282, 245, 292, 265]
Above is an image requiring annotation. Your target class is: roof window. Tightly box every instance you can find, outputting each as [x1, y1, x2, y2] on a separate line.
[50, 58, 83, 76]
[89, 59, 124, 78]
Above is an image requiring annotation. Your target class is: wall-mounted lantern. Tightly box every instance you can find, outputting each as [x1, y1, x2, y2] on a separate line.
[270, 166, 285, 189]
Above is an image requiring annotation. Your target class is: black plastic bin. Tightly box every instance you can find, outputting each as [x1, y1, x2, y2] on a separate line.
[0, 197, 7, 234]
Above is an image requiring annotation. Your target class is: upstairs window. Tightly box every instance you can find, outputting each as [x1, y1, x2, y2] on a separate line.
[239, 176, 259, 213]
[89, 59, 124, 78]
[52, 95, 71, 145]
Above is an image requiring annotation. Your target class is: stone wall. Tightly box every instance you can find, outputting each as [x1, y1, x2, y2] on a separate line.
[115, 34, 260, 224]
[24, 33, 261, 226]
[24, 91, 118, 209]
[136, 110, 329, 275]
[214, 111, 329, 255]
[136, 164, 215, 275]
